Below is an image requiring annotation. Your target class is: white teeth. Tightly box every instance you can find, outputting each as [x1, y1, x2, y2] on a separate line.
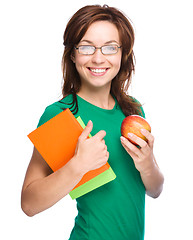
[90, 68, 106, 73]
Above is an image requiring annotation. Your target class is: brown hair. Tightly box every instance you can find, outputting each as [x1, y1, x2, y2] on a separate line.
[61, 4, 142, 116]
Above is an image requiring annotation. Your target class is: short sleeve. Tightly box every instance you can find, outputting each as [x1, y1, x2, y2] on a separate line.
[37, 104, 63, 128]
[130, 96, 146, 118]
[140, 105, 145, 118]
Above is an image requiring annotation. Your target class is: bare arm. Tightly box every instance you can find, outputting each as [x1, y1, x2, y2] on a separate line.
[21, 121, 109, 216]
[139, 156, 164, 198]
[120, 129, 164, 198]
[21, 147, 84, 216]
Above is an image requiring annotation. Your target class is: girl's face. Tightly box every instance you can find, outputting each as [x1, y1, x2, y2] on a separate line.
[73, 21, 122, 91]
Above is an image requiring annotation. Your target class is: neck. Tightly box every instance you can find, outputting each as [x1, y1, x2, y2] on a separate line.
[77, 87, 115, 110]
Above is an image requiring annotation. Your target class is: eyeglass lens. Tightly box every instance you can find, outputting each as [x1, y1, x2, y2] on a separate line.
[78, 45, 119, 55]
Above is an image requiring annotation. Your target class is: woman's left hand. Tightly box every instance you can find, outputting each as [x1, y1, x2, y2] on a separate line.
[120, 129, 155, 175]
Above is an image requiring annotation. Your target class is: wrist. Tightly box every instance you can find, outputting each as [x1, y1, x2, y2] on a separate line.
[68, 155, 87, 178]
[140, 161, 156, 177]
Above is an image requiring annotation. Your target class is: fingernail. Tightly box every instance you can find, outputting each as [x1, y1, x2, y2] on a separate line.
[141, 129, 146, 134]
[127, 133, 133, 138]
[120, 136, 125, 142]
[88, 120, 92, 125]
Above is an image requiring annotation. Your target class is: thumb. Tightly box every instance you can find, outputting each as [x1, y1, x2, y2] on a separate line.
[79, 120, 93, 141]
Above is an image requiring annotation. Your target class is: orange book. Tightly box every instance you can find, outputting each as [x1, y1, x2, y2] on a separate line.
[28, 108, 116, 199]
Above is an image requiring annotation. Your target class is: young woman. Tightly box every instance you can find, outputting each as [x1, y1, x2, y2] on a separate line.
[21, 5, 164, 240]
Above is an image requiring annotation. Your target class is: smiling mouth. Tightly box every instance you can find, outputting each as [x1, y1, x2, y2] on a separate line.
[88, 67, 109, 74]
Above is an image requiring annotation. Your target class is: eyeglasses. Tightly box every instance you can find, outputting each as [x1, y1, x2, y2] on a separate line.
[74, 44, 122, 55]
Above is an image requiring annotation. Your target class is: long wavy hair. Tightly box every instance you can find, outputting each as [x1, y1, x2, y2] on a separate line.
[61, 4, 142, 116]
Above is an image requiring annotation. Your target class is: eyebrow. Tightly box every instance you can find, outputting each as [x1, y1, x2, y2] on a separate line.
[79, 40, 120, 45]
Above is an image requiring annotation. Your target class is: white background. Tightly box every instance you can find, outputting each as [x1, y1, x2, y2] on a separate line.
[1, 0, 192, 239]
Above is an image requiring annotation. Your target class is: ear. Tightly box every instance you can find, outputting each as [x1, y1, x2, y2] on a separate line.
[71, 53, 75, 63]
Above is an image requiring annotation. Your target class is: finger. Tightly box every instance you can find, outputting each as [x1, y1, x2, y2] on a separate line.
[78, 120, 93, 141]
[121, 138, 138, 160]
[141, 129, 154, 148]
[93, 130, 106, 140]
[127, 133, 148, 149]
[103, 143, 107, 152]
[101, 139, 107, 148]
[120, 136, 140, 157]
[106, 151, 109, 160]
[126, 133, 152, 158]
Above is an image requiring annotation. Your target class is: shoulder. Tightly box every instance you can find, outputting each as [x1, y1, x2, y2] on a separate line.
[37, 103, 62, 128]
[37, 95, 73, 127]
[130, 96, 146, 118]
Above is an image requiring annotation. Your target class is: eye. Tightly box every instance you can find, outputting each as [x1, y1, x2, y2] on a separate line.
[78, 45, 95, 55]
[107, 45, 117, 50]
[102, 45, 118, 54]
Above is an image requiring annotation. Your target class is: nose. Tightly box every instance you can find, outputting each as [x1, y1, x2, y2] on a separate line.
[91, 48, 106, 64]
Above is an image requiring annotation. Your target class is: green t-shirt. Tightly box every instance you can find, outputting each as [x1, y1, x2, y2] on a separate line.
[37, 94, 146, 240]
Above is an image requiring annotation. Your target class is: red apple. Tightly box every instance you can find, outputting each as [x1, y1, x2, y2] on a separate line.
[121, 115, 151, 145]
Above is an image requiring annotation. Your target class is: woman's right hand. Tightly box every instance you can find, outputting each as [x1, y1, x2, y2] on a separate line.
[74, 120, 109, 174]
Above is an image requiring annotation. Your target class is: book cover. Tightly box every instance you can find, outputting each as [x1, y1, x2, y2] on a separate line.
[28, 108, 116, 199]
